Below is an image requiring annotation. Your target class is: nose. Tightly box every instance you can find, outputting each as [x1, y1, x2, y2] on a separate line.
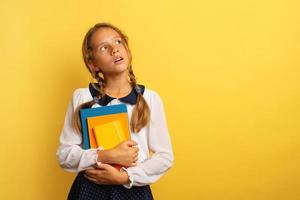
[111, 47, 119, 55]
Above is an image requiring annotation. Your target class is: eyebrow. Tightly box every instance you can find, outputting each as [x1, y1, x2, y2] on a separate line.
[96, 36, 122, 48]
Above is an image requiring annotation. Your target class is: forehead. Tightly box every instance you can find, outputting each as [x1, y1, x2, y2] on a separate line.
[90, 28, 121, 47]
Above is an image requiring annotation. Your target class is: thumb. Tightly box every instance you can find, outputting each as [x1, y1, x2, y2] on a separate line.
[125, 140, 137, 147]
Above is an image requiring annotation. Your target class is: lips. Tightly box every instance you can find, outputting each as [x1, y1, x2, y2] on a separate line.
[114, 57, 124, 63]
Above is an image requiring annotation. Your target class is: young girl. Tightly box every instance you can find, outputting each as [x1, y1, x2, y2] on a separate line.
[56, 22, 174, 200]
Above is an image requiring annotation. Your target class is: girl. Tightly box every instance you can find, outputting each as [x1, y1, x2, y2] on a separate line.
[56, 22, 174, 200]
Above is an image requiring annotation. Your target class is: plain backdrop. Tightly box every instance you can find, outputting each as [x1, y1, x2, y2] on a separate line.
[0, 0, 299, 199]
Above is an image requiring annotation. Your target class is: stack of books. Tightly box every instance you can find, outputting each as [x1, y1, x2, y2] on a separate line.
[79, 104, 131, 169]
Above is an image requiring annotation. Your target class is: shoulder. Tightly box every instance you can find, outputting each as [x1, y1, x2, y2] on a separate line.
[71, 87, 93, 105]
[143, 87, 164, 107]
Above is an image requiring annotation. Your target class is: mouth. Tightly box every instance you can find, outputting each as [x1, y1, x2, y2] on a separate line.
[114, 57, 124, 63]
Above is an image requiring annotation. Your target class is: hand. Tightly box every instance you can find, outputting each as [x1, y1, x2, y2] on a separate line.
[84, 163, 129, 185]
[98, 140, 139, 167]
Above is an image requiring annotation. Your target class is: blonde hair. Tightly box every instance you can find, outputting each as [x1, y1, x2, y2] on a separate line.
[72, 22, 150, 134]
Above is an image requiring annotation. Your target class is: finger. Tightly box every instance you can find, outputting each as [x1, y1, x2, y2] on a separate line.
[85, 173, 98, 179]
[133, 153, 138, 159]
[85, 170, 105, 179]
[133, 146, 139, 153]
[126, 140, 137, 147]
[85, 169, 100, 176]
[97, 163, 112, 170]
[84, 174, 99, 183]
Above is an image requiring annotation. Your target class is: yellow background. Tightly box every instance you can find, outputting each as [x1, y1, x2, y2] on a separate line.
[0, 0, 299, 199]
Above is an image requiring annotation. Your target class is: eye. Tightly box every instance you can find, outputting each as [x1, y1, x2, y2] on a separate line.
[115, 39, 122, 45]
[100, 46, 108, 51]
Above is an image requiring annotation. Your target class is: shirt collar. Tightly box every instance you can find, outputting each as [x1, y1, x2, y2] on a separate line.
[88, 83, 145, 106]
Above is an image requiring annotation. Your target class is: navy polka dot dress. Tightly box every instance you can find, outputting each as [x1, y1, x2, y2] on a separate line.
[67, 172, 154, 200]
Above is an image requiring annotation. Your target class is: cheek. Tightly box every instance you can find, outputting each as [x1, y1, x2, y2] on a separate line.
[122, 49, 131, 60]
[95, 53, 110, 63]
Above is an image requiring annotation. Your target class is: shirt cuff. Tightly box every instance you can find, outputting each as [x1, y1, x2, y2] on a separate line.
[95, 147, 104, 166]
[120, 167, 134, 189]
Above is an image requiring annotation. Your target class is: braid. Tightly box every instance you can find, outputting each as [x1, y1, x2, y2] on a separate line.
[128, 65, 137, 88]
[94, 71, 106, 98]
[128, 65, 151, 133]
[72, 71, 106, 134]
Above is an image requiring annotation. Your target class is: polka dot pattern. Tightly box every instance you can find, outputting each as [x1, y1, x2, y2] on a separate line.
[67, 172, 154, 200]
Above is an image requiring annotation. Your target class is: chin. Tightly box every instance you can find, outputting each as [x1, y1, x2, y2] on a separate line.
[115, 63, 129, 70]
[108, 67, 128, 75]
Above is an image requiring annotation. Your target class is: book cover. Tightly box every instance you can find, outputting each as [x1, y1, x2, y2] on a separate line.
[79, 104, 128, 149]
[93, 120, 126, 148]
[87, 112, 130, 149]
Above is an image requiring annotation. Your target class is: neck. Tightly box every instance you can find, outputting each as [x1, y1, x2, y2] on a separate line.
[103, 72, 132, 97]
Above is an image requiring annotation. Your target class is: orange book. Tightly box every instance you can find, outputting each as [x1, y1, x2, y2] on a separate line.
[86, 112, 130, 148]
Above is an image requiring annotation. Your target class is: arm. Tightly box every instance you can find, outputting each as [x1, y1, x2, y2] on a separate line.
[56, 89, 99, 172]
[122, 91, 174, 188]
[97, 140, 139, 167]
[84, 163, 131, 185]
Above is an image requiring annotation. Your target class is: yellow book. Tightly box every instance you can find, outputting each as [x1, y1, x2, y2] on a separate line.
[87, 113, 130, 148]
[93, 120, 126, 149]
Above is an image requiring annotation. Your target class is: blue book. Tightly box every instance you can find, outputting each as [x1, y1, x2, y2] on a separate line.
[79, 104, 128, 149]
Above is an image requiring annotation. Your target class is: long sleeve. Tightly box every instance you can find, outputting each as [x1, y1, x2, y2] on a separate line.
[123, 91, 174, 188]
[56, 89, 99, 172]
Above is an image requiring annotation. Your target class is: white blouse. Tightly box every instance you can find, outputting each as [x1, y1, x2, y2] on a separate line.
[56, 87, 174, 188]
